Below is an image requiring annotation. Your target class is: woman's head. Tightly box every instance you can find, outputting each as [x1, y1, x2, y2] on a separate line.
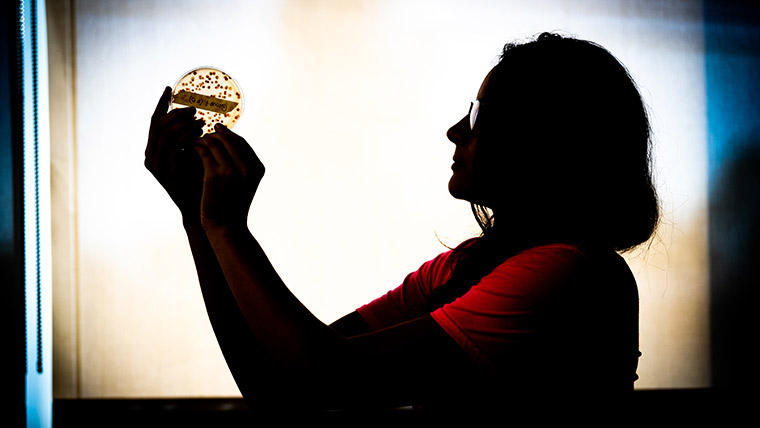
[448, 32, 659, 252]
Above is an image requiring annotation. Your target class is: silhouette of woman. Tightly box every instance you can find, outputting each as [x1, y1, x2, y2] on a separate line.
[145, 32, 659, 421]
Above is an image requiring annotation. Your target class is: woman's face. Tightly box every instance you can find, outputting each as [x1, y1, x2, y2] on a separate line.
[446, 69, 494, 205]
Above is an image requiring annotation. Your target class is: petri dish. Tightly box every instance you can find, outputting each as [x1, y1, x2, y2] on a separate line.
[171, 66, 244, 135]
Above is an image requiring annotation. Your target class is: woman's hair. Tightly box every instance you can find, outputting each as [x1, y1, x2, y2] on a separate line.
[427, 32, 659, 310]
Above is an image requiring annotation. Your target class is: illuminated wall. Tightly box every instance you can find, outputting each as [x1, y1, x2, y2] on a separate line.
[48, 0, 711, 397]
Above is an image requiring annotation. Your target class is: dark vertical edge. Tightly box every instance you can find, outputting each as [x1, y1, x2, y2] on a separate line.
[1, 0, 27, 424]
[704, 0, 760, 395]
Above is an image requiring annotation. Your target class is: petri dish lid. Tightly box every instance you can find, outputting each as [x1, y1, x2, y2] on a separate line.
[171, 66, 244, 135]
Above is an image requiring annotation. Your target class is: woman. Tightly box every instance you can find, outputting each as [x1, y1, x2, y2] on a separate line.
[145, 32, 658, 419]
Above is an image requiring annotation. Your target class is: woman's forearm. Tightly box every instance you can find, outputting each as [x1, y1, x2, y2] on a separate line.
[183, 219, 278, 404]
[186, 126, 465, 410]
[201, 222, 343, 370]
[196, 220, 474, 410]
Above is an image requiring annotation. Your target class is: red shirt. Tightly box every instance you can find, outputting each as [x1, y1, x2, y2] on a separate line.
[357, 239, 639, 389]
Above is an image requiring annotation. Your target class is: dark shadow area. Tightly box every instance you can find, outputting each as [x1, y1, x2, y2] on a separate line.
[705, 0, 760, 393]
[1, 0, 28, 424]
[54, 399, 254, 428]
[708, 142, 760, 391]
[53, 390, 752, 427]
[53, 398, 420, 428]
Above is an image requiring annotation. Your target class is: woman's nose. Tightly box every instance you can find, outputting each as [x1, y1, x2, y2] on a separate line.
[447, 115, 469, 145]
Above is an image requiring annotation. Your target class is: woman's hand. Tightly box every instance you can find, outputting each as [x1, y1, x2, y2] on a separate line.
[145, 87, 206, 220]
[194, 124, 264, 231]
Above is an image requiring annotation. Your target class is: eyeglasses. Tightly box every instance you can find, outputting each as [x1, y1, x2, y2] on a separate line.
[469, 99, 481, 130]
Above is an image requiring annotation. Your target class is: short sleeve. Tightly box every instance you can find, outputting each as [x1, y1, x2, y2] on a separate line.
[430, 244, 588, 368]
[356, 247, 457, 330]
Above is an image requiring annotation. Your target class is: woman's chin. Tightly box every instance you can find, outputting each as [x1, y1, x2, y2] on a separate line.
[449, 178, 494, 207]
[448, 177, 472, 202]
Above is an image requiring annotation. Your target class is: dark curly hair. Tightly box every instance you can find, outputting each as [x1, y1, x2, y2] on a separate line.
[428, 32, 660, 310]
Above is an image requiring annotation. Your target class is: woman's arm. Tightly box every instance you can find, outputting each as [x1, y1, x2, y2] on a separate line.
[194, 126, 477, 409]
[330, 311, 372, 337]
[145, 87, 477, 410]
[182, 220, 278, 407]
[144, 89, 283, 409]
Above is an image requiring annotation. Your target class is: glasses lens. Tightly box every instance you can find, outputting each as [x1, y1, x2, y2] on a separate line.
[469, 100, 480, 130]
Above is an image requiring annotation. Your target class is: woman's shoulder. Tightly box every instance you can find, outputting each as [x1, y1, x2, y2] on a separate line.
[488, 242, 637, 301]
[503, 242, 588, 269]
[515, 242, 586, 256]
[506, 242, 629, 269]
[422, 237, 480, 273]
[484, 242, 632, 292]
[474, 243, 587, 294]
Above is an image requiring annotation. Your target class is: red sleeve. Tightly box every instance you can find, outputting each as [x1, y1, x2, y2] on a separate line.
[356, 247, 456, 331]
[356, 239, 479, 330]
[430, 244, 588, 368]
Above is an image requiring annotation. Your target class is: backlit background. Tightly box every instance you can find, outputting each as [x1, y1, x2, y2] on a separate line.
[45, 0, 758, 398]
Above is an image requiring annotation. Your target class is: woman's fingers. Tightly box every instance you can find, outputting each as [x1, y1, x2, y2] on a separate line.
[147, 108, 199, 163]
[195, 125, 261, 177]
[195, 133, 230, 170]
[146, 87, 172, 158]
[193, 126, 262, 228]
[146, 87, 182, 157]
[212, 124, 263, 175]
[150, 86, 172, 124]
[147, 102, 201, 156]
[193, 143, 217, 175]
[156, 117, 203, 152]
[146, 118, 204, 173]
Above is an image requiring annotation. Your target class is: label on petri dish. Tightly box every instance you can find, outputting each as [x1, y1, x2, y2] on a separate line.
[173, 90, 239, 114]
[171, 67, 244, 135]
